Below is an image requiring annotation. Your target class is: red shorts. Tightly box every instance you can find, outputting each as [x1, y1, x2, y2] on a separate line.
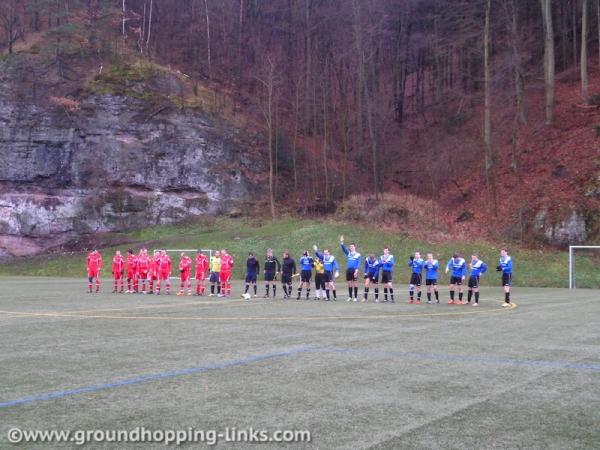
[196, 271, 206, 281]
[160, 271, 170, 281]
[88, 269, 100, 278]
[220, 271, 232, 283]
[127, 271, 135, 280]
[138, 270, 148, 280]
[113, 271, 123, 280]
[150, 273, 158, 281]
[180, 271, 191, 282]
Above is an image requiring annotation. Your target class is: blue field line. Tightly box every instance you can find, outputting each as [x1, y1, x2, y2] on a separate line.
[315, 347, 600, 372]
[0, 346, 318, 409]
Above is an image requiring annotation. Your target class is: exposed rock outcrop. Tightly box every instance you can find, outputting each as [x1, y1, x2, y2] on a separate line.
[0, 82, 265, 257]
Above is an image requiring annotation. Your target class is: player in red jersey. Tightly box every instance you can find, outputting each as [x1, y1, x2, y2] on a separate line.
[126, 249, 137, 293]
[156, 249, 172, 295]
[111, 250, 125, 293]
[177, 252, 193, 296]
[220, 249, 234, 297]
[148, 250, 159, 294]
[195, 250, 209, 296]
[137, 249, 151, 294]
[86, 249, 103, 293]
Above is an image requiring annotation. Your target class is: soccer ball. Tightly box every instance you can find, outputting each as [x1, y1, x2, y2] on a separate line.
[242, 293, 251, 300]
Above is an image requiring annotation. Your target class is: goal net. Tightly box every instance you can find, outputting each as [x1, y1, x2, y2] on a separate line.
[569, 246, 600, 289]
[152, 248, 214, 280]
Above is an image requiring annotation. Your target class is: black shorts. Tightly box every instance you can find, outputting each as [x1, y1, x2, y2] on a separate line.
[409, 273, 422, 287]
[282, 273, 292, 284]
[450, 276, 463, 285]
[364, 272, 378, 283]
[502, 273, 512, 286]
[468, 275, 480, 289]
[426, 279, 438, 286]
[209, 272, 220, 283]
[245, 273, 257, 283]
[315, 273, 325, 290]
[346, 268, 358, 282]
[301, 270, 312, 283]
[324, 271, 333, 283]
[381, 271, 393, 284]
[264, 271, 276, 282]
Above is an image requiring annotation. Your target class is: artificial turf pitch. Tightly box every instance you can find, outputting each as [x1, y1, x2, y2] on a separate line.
[0, 277, 598, 449]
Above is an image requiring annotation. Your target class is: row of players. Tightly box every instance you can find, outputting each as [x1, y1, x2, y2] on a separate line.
[85, 237, 514, 305]
[85, 248, 233, 296]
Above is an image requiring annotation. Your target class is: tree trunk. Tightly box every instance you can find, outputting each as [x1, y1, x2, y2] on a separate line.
[541, 0, 555, 126]
[507, 0, 527, 123]
[597, 0, 600, 71]
[484, 0, 496, 215]
[581, 0, 589, 103]
[204, 0, 212, 79]
[146, 0, 153, 49]
[573, 0, 578, 67]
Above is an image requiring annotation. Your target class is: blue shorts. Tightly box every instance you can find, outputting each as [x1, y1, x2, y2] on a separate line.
[210, 272, 220, 283]
[245, 273, 257, 283]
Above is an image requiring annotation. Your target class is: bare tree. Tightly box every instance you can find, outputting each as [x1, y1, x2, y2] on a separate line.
[204, 0, 211, 79]
[483, 0, 496, 215]
[581, 0, 589, 103]
[541, 0, 555, 126]
[145, 0, 153, 49]
[0, 0, 22, 54]
[256, 55, 277, 219]
[503, 0, 527, 124]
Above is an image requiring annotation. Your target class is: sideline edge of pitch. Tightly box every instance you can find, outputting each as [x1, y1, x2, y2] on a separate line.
[0, 302, 517, 321]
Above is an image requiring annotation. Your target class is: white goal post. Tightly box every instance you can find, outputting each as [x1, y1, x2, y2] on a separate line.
[568, 245, 600, 289]
[152, 248, 214, 280]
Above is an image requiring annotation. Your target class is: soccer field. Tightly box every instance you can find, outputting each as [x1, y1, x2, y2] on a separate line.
[1, 278, 599, 449]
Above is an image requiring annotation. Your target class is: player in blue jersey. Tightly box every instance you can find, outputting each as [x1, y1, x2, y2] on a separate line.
[313, 245, 339, 301]
[379, 247, 395, 302]
[340, 235, 361, 302]
[497, 248, 513, 306]
[445, 253, 467, 304]
[363, 254, 380, 302]
[424, 253, 440, 304]
[296, 250, 314, 300]
[407, 251, 425, 303]
[468, 254, 487, 306]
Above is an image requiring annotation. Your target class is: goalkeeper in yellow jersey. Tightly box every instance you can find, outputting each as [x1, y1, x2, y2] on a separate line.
[208, 250, 222, 297]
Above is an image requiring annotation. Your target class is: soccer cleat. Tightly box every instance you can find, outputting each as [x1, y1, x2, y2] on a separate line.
[502, 302, 511, 307]
[448, 299, 454, 304]
[436, 300, 440, 304]
[473, 302, 479, 306]
[176, 291, 183, 296]
[353, 298, 358, 302]
[456, 300, 462, 305]
[218, 294, 224, 298]
[346, 297, 353, 302]
[407, 299, 413, 304]
[375, 299, 379, 303]
[208, 293, 214, 297]
[188, 292, 192, 296]
[427, 300, 432, 304]
[415, 300, 421, 304]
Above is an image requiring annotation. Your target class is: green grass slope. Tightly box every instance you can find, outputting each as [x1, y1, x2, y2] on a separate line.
[1, 218, 598, 288]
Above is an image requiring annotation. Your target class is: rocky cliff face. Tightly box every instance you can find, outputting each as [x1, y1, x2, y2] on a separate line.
[0, 82, 265, 257]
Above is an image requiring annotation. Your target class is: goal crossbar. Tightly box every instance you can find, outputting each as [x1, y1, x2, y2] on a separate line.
[568, 245, 600, 289]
